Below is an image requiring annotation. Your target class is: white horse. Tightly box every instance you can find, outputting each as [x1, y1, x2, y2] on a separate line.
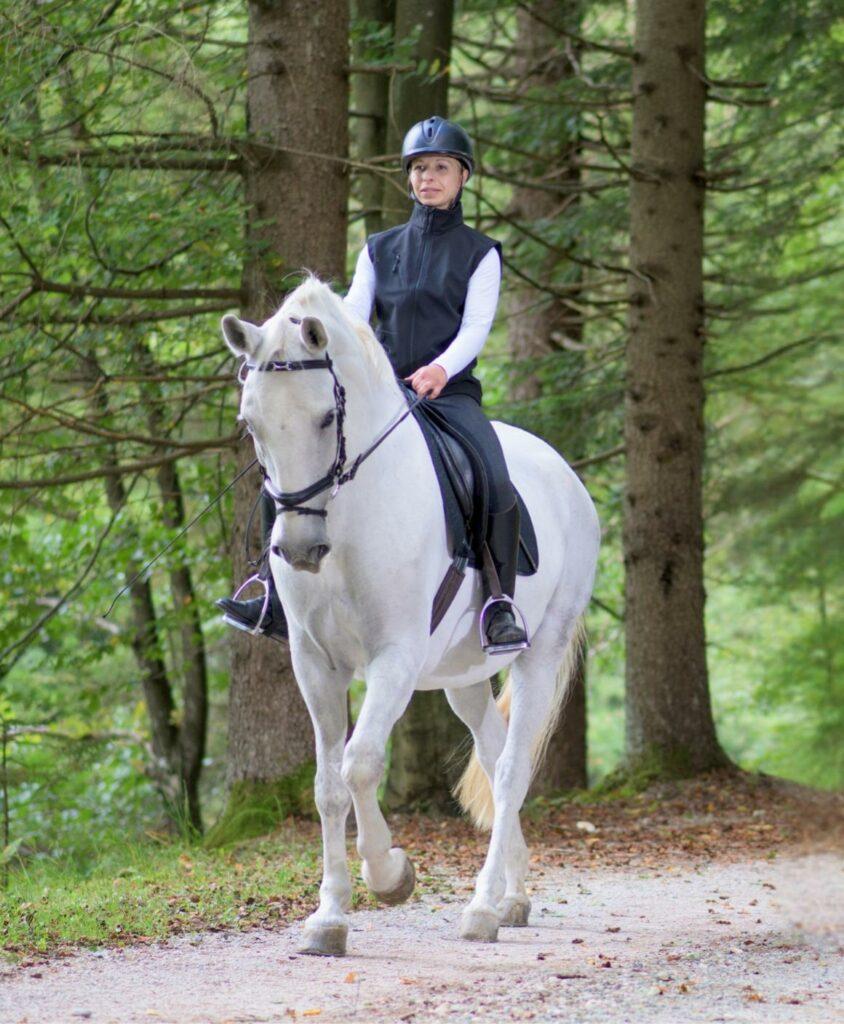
[222, 277, 600, 956]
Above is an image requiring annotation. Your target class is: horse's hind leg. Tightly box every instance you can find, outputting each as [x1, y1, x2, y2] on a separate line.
[342, 647, 419, 905]
[499, 831, 531, 926]
[291, 639, 354, 956]
[446, 683, 530, 926]
[460, 631, 575, 943]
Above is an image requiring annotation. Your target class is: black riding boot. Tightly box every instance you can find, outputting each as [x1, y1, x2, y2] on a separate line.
[481, 500, 529, 653]
[216, 492, 289, 643]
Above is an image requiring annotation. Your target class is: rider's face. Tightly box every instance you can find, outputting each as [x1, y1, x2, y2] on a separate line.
[409, 154, 469, 210]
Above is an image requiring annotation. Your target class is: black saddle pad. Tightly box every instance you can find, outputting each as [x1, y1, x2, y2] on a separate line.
[405, 388, 539, 577]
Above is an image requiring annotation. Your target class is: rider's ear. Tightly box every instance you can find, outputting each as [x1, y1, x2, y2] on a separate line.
[221, 314, 262, 358]
[300, 316, 328, 352]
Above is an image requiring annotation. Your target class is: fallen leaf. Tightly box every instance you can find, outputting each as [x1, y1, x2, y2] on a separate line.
[343, 972, 357, 983]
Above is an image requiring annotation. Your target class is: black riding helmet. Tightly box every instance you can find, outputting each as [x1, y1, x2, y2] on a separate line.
[401, 116, 474, 177]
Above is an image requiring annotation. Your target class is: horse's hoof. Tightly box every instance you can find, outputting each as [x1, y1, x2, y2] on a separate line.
[499, 895, 531, 927]
[460, 906, 500, 943]
[369, 851, 416, 906]
[298, 921, 348, 956]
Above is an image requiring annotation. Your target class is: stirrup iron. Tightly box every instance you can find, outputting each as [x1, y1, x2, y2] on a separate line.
[479, 594, 531, 655]
[220, 573, 271, 637]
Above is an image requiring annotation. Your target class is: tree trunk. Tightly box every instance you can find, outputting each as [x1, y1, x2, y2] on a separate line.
[88, 385, 187, 827]
[380, 0, 454, 227]
[382, 0, 465, 811]
[129, 338, 210, 833]
[154, 457, 209, 833]
[208, 0, 350, 846]
[623, 0, 726, 775]
[351, 0, 394, 238]
[507, 0, 588, 794]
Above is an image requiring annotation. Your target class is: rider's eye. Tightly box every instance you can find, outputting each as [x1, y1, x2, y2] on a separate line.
[320, 410, 335, 429]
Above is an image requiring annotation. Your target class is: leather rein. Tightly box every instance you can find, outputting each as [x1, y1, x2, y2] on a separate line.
[239, 317, 424, 518]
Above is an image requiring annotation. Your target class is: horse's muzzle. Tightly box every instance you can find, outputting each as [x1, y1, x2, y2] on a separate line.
[273, 542, 331, 572]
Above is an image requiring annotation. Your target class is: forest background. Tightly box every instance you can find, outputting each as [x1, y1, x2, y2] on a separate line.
[0, 0, 840, 916]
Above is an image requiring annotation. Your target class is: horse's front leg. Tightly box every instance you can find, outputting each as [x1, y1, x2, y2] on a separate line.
[342, 645, 419, 905]
[291, 638, 354, 956]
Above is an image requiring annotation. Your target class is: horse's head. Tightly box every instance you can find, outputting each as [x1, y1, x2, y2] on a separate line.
[222, 307, 338, 572]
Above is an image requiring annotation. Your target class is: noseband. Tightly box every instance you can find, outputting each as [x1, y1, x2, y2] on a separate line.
[238, 317, 422, 519]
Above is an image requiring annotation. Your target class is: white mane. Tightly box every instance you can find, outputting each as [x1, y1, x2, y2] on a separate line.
[260, 276, 397, 390]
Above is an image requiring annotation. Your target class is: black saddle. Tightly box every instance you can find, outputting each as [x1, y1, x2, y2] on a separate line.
[403, 385, 539, 577]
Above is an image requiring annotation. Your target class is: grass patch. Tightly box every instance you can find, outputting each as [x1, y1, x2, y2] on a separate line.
[1, 820, 370, 961]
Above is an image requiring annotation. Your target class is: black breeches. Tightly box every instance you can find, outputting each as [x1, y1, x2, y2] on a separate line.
[430, 392, 514, 514]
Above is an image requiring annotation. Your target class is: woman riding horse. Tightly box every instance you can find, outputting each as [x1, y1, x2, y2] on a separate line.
[219, 115, 528, 653]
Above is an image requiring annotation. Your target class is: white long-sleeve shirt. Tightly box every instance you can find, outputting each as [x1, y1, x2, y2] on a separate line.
[344, 244, 501, 381]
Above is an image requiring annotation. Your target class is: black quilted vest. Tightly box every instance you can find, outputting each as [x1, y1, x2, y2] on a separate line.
[367, 200, 501, 401]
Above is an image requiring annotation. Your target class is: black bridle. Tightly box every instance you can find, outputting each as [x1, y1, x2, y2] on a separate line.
[239, 317, 423, 519]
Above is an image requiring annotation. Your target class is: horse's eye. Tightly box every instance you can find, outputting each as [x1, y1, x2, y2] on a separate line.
[320, 410, 335, 430]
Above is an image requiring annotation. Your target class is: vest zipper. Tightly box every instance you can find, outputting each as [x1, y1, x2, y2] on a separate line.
[407, 208, 435, 368]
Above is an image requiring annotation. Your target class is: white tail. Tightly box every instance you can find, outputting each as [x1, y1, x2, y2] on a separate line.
[453, 617, 587, 830]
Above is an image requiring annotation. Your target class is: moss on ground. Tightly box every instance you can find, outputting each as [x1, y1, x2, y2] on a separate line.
[203, 762, 318, 849]
[584, 746, 734, 801]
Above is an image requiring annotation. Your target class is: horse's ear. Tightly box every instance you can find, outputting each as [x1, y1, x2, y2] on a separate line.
[300, 316, 328, 352]
[221, 314, 262, 358]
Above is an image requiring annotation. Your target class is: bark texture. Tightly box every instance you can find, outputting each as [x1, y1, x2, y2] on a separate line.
[217, 0, 350, 839]
[351, 0, 394, 237]
[507, 0, 587, 794]
[623, 0, 725, 773]
[380, 0, 454, 227]
[154, 457, 208, 831]
[383, 691, 469, 813]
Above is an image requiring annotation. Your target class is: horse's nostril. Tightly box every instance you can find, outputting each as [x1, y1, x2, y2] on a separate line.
[312, 544, 331, 562]
[275, 544, 294, 565]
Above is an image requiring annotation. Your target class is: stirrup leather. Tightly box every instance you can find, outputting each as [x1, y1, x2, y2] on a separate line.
[479, 594, 531, 655]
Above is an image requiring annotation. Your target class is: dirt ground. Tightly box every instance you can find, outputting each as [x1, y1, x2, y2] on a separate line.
[3, 773, 843, 1024]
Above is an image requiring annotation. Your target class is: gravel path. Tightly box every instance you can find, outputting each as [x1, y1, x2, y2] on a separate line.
[2, 853, 841, 1024]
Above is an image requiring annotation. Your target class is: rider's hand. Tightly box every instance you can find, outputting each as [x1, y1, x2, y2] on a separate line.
[404, 363, 448, 399]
